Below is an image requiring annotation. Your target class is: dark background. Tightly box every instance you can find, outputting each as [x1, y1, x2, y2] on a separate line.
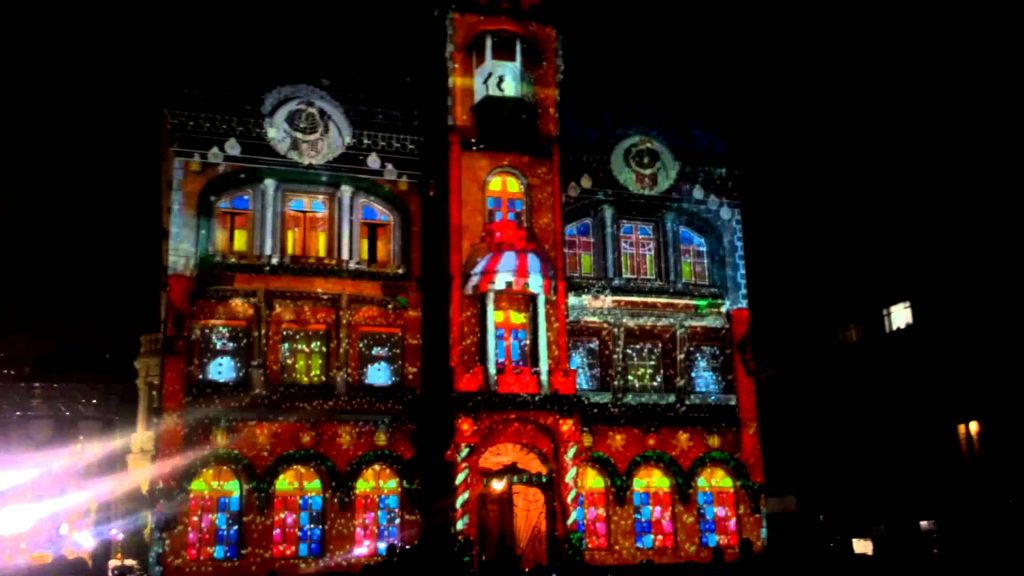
[0, 1, 1014, 555]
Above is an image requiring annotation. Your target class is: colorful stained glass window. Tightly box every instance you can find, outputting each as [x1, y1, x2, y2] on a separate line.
[565, 219, 595, 276]
[197, 321, 249, 384]
[625, 341, 663, 392]
[495, 310, 530, 370]
[353, 465, 401, 557]
[619, 221, 657, 279]
[576, 466, 609, 550]
[213, 191, 253, 255]
[569, 337, 601, 391]
[679, 227, 709, 284]
[358, 199, 394, 267]
[632, 466, 673, 550]
[485, 171, 526, 226]
[696, 467, 738, 549]
[187, 466, 241, 561]
[272, 466, 323, 559]
[283, 194, 331, 258]
[281, 324, 328, 385]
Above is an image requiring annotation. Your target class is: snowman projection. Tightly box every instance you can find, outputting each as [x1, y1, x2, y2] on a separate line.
[205, 327, 241, 383]
[364, 345, 396, 387]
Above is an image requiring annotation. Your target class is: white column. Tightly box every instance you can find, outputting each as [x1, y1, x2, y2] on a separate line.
[263, 178, 278, 260]
[485, 291, 497, 391]
[351, 192, 364, 262]
[602, 205, 615, 278]
[663, 212, 677, 284]
[536, 291, 549, 394]
[340, 185, 353, 263]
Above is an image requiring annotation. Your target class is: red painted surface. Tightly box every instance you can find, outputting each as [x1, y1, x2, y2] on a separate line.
[729, 308, 765, 483]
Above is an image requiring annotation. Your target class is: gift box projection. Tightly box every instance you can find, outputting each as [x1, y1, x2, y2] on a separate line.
[145, 1, 764, 574]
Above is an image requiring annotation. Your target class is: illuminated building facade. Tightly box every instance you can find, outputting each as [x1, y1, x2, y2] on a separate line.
[150, 2, 765, 574]
[152, 81, 425, 575]
[446, 0, 765, 569]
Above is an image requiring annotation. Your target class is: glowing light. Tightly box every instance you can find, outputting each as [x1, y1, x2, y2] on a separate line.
[58, 522, 70, 536]
[0, 491, 93, 536]
[72, 530, 96, 551]
[490, 477, 508, 493]
[0, 468, 43, 492]
[968, 420, 980, 437]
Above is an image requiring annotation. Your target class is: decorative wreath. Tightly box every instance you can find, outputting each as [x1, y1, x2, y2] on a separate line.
[610, 135, 680, 195]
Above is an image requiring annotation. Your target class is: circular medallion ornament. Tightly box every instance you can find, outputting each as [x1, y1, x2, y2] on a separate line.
[610, 135, 679, 194]
[262, 85, 353, 165]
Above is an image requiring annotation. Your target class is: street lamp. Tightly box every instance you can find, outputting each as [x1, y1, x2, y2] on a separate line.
[957, 420, 981, 460]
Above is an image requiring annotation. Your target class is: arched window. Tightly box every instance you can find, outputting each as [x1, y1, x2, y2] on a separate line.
[631, 466, 673, 550]
[283, 193, 331, 258]
[565, 219, 595, 276]
[357, 200, 395, 267]
[696, 467, 738, 549]
[213, 191, 253, 255]
[679, 227, 709, 284]
[187, 466, 241, 561]
[272, 466, 324, 559]
[353, 464, 401, 557]
[576, 465, 609, 550]
[619, 221, 657, 279]
[495, 309, 530, 370]
[485, 170, 526, 226]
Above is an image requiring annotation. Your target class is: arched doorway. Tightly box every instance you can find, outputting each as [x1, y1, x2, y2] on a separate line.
[477, 443, 552, 571]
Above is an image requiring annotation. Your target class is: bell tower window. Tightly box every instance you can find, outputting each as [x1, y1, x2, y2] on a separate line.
[472, 32, 531, 103]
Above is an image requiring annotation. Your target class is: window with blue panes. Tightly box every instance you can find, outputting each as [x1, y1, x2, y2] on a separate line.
[565, 219, 595, 276]
[213, 191, 254, 255]
[187, 466, 241, 561]
[358, 199, 394, 267]
[679, 227, 709, 284]
[569, 337, 601, 391]
[495, 310, 530, 370]
[485, 170, 526, 225]
[689, 346, 724, 394]
[576, 465, 609, 550]
[619, 221, 657, 279]
[272, 466, 324, 559]
[696, 467, 738, 549]
[354, 464, 401, 556]
[631, 466, 674, 550]
[283, 194, 331, 257]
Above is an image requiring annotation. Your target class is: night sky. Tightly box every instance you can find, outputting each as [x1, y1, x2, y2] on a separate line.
[0, 1, 1012, 528]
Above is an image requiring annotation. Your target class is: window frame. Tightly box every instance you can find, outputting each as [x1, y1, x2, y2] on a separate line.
[282, 192, 333, 259]
[618, 220, 658, 280]
[678, 226, 709, 285]
[565, 218, 596, 277]
[631, 465, 675, 550]
[271, 465, 325, 559]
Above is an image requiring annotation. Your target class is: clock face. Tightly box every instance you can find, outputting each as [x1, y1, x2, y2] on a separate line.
[610, 135, 679, 194]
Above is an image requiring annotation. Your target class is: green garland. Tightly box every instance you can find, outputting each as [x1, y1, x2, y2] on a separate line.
[260, 449, 346, 507]
[619, 450, 689, 504]
[688, 451, 764, 512]
[585, 452, 623, 494]
[338, 450, 416, 504]
[173, 449, 259, 494]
